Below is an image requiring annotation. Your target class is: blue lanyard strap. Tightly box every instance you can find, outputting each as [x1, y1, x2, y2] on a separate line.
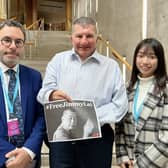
[0, 67, 19, 114]
[133, 80, 144, 122]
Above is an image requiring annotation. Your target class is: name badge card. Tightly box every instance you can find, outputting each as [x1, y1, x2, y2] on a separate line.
[7, 119, 20, 136]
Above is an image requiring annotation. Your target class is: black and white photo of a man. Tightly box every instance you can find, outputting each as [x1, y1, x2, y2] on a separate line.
[53, 109, 77, 141]
[44, 100, 101, 142]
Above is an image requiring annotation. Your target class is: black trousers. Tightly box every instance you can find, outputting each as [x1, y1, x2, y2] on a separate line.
[49, 124, 114, 168]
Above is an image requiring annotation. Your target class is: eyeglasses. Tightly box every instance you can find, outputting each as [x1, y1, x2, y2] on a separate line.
[0, 37, 24, 48]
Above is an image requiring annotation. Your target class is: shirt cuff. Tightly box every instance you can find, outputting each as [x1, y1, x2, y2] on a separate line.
[46, 90, 53, 101]
[22, 147, 36, 160]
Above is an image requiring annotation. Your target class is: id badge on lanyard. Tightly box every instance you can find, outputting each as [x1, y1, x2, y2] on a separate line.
[7, 118, 20, 136]
[0, 68, 21, 136]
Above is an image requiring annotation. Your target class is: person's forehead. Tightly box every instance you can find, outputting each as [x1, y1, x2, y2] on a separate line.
[0, 26, 24, 39]
[139, 45, 154, 53]
[73, 24, 96, 32]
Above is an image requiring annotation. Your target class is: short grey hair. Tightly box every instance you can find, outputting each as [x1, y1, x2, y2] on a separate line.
[0, 20, 26, 41]
[72, 16, 97, 34]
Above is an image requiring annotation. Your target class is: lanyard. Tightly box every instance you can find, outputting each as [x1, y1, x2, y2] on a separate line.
[0, 68, 19, 114]
[133, 80, 144, 122]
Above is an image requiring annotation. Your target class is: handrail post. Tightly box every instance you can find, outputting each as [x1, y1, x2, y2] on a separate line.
[29, 44, 32, 59]
[106, 40, 110, 57]
[39, 18, 44, 30]
[122, 56, 126, 82]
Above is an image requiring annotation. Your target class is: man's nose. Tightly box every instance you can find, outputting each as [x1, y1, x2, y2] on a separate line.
[81, 36, 88, 43]
[9, 40, 17, 48]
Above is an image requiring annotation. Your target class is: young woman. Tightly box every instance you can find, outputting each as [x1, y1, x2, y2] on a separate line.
[115, 38, 168, 168]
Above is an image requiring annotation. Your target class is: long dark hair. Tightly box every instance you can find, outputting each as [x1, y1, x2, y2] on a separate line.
[128, 38, 167, 96]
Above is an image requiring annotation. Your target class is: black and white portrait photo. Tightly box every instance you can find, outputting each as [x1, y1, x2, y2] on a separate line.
[44, 100, 101, 142]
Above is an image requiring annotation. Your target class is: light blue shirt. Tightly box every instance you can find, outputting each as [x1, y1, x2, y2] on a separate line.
[37, 49, 128, 125]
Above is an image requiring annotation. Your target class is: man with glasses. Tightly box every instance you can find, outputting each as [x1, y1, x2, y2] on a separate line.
[0, 20, 45, 168]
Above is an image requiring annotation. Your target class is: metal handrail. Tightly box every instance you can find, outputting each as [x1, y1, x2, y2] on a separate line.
[26, 18, 44, 30]
[97, 34, 132, 71]
[9, 16, 17, 20]
[0, 16, 17, 21]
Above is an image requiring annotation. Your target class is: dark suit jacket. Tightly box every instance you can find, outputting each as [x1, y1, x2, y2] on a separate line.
[0, 64, 46, 166]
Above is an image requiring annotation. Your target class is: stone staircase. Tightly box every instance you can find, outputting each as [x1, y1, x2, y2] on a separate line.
[24, 30, 72, 60]
[21, 30, 72, 76]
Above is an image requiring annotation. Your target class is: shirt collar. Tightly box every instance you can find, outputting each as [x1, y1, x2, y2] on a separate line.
[0, 62, 18, 73]
[137, 75, 155, 82]
[71, 48, 101, 64]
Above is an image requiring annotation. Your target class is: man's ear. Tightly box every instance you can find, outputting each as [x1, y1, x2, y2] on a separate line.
[70, 36, 73, 42]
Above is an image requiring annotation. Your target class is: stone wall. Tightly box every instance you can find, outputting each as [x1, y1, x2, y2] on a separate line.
[72, 0, 168, 80]
[148, 0, 168, 70]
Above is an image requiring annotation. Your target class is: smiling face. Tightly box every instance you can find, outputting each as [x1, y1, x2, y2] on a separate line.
[71, 24, 97, 61]
[0, 26, 24, 68]
[136, 46, 158, 78]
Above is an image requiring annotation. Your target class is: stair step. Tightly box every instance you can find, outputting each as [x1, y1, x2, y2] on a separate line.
[25, 30, 72, 59]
